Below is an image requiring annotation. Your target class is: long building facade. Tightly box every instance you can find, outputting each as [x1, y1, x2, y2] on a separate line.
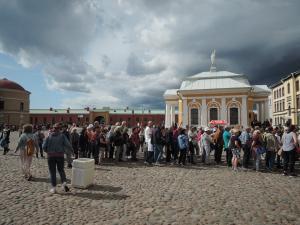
[270, 70, 300, 126]
[30, 108, 166, 127]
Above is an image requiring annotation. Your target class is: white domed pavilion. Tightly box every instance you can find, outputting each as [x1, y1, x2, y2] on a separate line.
[164, 52, 271, 128]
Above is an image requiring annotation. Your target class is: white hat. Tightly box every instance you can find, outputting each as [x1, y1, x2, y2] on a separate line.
[87, 124, 94, 130]
[204, 127, 210, 132]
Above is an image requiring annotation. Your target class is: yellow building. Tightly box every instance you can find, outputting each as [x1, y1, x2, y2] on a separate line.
[164, 53, 271, 128]
[270, 70, 300, 126]
[0, 78, 30, 127]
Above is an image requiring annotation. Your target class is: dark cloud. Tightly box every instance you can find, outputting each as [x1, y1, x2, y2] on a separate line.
[126, 53, 166, 76]
[0, 0, 299, 108]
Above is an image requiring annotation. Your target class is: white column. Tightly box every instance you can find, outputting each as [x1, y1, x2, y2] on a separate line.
[259, 102, 264, 122]
[264, 99, 269, 121]
[241, 96, 248, 128]
[182, 99, 188, 127]
[170, 105, 175, 126]
[201, 99, 207, 127]
[221, 97, 226, 120]
[165, 103, 171, 128]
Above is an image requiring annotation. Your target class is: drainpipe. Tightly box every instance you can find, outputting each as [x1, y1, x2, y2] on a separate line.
[177, 91, 183, 127]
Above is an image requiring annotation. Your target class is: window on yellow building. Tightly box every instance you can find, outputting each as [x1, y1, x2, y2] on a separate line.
[282, 87, 284, 96]
[296, 81, 299, 92]
[288, 83, 290, 94]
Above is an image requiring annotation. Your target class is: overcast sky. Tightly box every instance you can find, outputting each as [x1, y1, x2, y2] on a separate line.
[0, 0, 299, 109]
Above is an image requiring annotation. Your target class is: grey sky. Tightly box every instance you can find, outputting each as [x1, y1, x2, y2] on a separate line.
[0, 0, 299, 108]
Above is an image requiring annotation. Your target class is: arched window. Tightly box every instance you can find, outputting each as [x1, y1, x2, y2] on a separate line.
[189, 102, 201, 126]
[230, 108, 239, 125]
[191, 108, 199, 125]
[227, 101, 241, 125]
[210, 108, 218, 120]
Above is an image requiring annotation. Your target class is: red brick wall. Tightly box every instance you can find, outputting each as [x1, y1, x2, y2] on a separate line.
[30, 113, 165, 127]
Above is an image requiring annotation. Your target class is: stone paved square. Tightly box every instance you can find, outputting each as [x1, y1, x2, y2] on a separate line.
[0, 132, 300, 225]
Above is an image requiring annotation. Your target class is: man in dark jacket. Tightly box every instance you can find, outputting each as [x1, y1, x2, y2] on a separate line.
[152, 125, 164, 165]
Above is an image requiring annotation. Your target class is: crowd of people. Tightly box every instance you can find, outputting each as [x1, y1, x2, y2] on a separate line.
[0, 120, 299, 193]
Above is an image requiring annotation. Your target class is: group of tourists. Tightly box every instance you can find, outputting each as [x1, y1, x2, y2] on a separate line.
[0, 120, 299, 193]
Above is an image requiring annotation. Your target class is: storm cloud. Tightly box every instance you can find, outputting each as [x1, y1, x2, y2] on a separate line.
[0, 0, 299, 108]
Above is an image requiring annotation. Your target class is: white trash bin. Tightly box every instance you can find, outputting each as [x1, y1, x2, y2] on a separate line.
[71, 158, 95, 188]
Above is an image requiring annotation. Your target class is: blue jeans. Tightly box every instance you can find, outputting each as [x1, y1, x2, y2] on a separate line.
[255, 153, 261, 171]
[154, 144, 163, 163]
[266, 151, 276, 170]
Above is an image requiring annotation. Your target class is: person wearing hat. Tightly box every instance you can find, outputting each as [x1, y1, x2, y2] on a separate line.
[43, 123, 73, 194]
[201, 127, 213, 164]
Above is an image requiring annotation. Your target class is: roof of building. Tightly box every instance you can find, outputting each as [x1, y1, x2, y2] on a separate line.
[163, 89, 178, 96]
[0, 78, 28, 92]
[187, 70, 244, 80]
[178, 71, 251, 91]
[269, 70, 300, 89]
[30, 108, 165, 115]
[179, 76, 251, 91]
[30, 109, 89, 115]
[252, 85, 271, 93]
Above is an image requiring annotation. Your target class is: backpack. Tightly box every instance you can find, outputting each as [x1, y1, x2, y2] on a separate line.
[26, 138, 35, 156]
[107, 131, 115, 143]
[264, 133, 276, 151]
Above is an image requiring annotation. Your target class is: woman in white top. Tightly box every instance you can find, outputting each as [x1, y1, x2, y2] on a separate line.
[281, 125, 297, 176]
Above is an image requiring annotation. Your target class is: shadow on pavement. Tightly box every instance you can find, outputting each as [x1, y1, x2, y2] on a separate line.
[69, 192, 129, 200]
[88, 184, 122, 193]
[31, 177, 71, 184]
[94, 167, 112, 172]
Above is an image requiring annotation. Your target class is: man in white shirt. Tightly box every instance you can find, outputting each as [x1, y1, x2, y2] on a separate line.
[144, 121, 153, 164]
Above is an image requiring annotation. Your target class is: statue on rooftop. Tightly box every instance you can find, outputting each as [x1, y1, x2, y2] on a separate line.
[210, 49, 216, 72]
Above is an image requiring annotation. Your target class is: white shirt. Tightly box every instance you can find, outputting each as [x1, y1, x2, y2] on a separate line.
[144, 126, 152, 143]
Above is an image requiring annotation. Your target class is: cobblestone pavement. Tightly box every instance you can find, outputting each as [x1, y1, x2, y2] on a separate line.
[0, 132, 300, 225]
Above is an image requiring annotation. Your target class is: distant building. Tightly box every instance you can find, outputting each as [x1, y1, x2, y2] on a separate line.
[270, 70, 300, 126]
[30, 108, 167, 127]
[0, 78, 168, 128]
[164, 52, 271, 128]
[0, 78, 30, 127]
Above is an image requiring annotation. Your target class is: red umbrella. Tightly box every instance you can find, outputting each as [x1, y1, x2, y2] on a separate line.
[209, 120, 228, 126]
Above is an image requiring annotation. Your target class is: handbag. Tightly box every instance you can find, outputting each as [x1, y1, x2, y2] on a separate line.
[296, 147, 300, 154]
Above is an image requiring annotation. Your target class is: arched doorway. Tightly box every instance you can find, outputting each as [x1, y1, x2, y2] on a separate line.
[94, 116, 105, 124]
